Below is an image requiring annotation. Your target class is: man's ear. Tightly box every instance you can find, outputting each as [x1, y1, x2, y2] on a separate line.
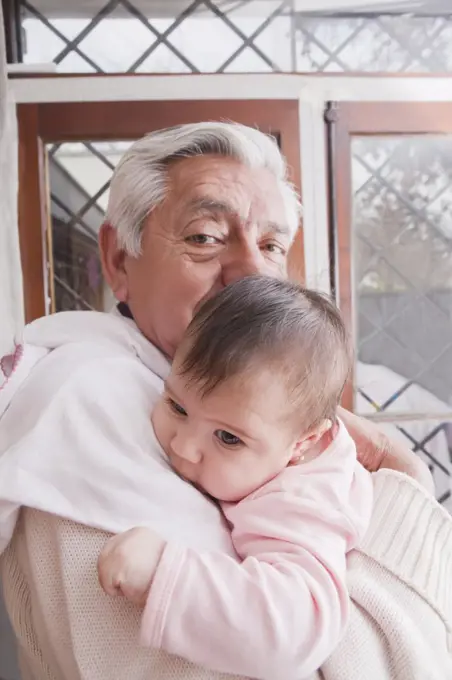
[99, 223, 129, 303]
[289, 419, 333, 463]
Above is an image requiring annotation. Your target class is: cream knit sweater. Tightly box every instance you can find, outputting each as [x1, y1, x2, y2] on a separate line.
[1, 470, 452, 680]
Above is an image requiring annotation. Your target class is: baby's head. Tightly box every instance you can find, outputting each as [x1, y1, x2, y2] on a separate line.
[152, 276, 352, 502]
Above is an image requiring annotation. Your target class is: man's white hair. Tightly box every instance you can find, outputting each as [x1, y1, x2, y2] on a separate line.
[105, 121, 302, 256]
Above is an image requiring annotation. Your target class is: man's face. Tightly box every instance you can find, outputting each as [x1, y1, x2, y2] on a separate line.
[102, 155, 296, 357]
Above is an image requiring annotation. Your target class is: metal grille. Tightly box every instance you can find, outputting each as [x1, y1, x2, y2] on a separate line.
[353, 136, 452, 511]
[22, 1, 295, 73]
[295, 14, 452, 72]
[20, 3, 452, 73]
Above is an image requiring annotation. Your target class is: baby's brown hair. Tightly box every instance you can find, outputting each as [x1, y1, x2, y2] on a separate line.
[177, 275, 352, 434]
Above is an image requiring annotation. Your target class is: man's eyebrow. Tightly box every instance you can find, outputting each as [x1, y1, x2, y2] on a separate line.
[188, 197, 234, 215]
[266, 222, 292, 237]
[188, 197, 292, 236]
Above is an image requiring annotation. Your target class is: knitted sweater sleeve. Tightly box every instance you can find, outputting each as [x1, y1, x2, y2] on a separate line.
[1, 471, 451, 680]
[320, 470, 452, 680]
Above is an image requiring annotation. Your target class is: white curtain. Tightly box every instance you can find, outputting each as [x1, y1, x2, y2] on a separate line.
[0, 3, 23, 359]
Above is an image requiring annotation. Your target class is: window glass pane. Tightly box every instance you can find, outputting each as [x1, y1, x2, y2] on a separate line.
[352, 135, 452, 509]
[48, 141, 133, 313]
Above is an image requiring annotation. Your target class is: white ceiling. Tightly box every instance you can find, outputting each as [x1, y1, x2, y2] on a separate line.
[27, 0, 452, 19]
[297, 0, 452, 11]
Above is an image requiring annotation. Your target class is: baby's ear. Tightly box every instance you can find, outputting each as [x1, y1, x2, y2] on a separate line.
[290, 419, 333, 462]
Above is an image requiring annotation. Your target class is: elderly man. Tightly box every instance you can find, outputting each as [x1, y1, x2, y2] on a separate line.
[0, 122, 450, 680]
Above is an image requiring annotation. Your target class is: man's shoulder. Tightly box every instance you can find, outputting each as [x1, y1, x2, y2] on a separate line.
[33, 340, 163, 406]
[1, 311, 167, 445]
[21, 308, 167, 398]
[1, 338, 163, 454]
[2, 336, 163, 438]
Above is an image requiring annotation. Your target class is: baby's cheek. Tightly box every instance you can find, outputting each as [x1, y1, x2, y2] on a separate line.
[202, 461, 242, 503]
[226, 463, 262, 500]
[208, 460, 232, 491]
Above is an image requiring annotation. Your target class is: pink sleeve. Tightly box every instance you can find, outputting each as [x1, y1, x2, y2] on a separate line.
[141, 424, 372, 680]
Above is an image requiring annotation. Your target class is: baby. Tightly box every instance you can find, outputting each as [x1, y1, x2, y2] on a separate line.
[98, 275, 373, 678]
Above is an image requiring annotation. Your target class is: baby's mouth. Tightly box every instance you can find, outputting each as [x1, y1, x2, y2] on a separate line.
[173, 465, 196, 487]
[175, 468, 206, 494]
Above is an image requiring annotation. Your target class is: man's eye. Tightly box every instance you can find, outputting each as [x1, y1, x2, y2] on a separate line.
[262, 242, 286, 256]
[186, 234, 222, 246]
[214, 430, 243, 447]
[167, 398, 187, 416]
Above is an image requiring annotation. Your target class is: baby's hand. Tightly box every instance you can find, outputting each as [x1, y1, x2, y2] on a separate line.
[97, 527, 165, 607]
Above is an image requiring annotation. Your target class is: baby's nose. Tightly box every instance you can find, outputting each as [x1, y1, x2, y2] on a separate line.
[171, 434, 202, 465]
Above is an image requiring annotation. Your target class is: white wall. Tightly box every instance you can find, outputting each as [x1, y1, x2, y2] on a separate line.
[0, 84, 22, 359]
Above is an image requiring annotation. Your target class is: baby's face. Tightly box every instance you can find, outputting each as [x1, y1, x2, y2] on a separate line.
[152, 366, 303, 502]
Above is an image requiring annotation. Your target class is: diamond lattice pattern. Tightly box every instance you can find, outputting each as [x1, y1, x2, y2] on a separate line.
[20, 3, 452, 73]
[353, 136, 452, 511]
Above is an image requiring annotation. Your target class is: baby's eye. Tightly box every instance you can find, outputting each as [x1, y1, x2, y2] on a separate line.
[167, 398, 187, 416]
[215, 430, 243, 447]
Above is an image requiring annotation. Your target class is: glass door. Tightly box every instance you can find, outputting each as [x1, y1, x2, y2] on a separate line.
[331, 102, 452, 511]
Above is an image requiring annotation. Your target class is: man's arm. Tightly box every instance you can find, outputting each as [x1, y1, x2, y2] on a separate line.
[321, 469, 452, 680]
[338, 407, 434, 492]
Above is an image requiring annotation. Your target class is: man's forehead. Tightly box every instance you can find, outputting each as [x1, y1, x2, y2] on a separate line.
[186, 187, 291, 234]
[172, 155, 283, 200]
[168, 155, 297, 234]
[185, 194, 292, 237]
[189, 196, 292, 236]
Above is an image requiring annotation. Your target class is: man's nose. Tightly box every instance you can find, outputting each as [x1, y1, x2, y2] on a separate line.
[170, 432, 202, 464]
[222, 243, 265, 286]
